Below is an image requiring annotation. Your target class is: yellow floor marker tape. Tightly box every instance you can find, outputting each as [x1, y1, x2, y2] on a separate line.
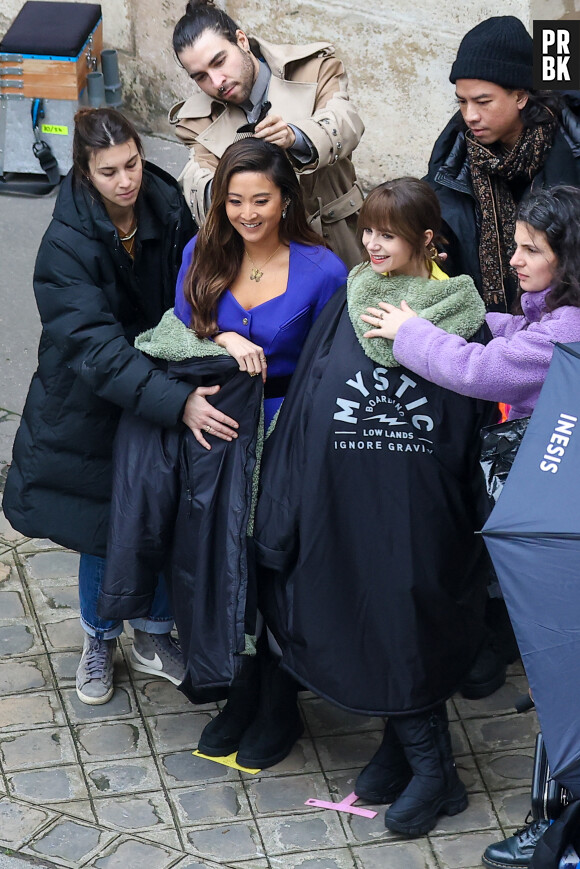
[192, 749, 261, 774]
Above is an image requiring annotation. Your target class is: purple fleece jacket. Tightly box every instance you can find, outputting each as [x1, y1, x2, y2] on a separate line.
[392, 288, 580, 419]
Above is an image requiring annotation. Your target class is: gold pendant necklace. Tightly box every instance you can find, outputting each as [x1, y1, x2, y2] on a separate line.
[246, 244, 282, 282]
[122, 232, 137, 258]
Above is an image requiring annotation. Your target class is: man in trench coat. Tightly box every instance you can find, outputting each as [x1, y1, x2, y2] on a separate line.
[170, 11, 364, 268]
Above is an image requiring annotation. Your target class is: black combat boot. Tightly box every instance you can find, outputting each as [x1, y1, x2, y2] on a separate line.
[384, 704, 468, 836]
[355, 718, 412, 803]
[235, 654, 303, 769]
[482, 819, 550, 869]
[197, 656, 260, 757]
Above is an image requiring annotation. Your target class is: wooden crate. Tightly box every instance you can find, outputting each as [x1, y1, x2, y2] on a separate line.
[0, 20, 102, 100]
[0, 3, 102, 100]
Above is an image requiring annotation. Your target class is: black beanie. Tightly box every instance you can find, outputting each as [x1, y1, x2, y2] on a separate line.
[449, 16, 533, 90]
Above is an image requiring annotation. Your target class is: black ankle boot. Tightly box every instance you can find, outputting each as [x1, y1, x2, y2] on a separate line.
[460, 636, 506, 699]
[235, 656, 303, 769]
[460, 597, 520, 700]
[384, 704, 468, 836]
[197, 656, 260, 757]
[355, 719, 412, 803]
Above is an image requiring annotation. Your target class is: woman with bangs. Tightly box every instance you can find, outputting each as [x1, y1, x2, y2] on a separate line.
[254, 177, 496, 837]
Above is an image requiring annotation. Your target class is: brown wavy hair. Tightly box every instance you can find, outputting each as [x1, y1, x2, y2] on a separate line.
[357, 177, 447, 274]
[184, 138, 323, 336]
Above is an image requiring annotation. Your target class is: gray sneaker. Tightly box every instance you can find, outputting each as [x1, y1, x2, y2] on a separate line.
[130, 630, 185, 686]
[76, 634, 116, 705]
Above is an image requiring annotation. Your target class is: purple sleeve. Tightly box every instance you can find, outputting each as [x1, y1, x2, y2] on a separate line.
[391, 314, 563, 407]
[173, 236, 196, 326]
[486, 312, 526, 339]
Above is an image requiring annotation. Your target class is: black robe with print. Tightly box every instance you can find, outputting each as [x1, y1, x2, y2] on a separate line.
[254, 288, 496, 716]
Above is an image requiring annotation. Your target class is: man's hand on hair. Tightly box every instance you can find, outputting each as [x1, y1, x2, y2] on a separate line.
[254, 114, 296, 149]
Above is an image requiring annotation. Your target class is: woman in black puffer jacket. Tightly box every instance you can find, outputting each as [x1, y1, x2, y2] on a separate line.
[2, 108, 229, 707]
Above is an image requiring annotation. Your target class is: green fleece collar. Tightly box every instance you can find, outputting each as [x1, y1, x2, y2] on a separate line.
[135, 309, 229, 361]
[347, 265, 486, 368]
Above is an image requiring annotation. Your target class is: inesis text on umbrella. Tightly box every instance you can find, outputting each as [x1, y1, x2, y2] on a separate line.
[540, 413, 578, 473]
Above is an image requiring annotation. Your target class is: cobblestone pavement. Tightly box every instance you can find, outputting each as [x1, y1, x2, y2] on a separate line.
[0, 497, 537, 869]
[0, 135, 538, 868]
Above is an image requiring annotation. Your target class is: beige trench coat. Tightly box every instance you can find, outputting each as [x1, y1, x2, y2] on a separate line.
[169, 39, 365, 268]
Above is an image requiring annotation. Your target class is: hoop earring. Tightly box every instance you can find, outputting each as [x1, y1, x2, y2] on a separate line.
[427, 243, 438, 260]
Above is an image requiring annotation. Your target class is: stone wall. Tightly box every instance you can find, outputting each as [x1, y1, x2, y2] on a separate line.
[2, 0, 576, 187]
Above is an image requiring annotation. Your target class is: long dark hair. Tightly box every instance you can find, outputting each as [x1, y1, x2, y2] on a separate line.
[357, 177, 446, 273]
[516, 185, 580, 311]
[72, 107, 144, 188]
[520, 90, 563, 127]
[185, 138, 323, 337]
[173, 0, 239, 57]
[452, 89, 563, 134]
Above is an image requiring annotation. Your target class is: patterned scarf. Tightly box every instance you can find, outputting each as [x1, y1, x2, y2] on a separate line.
[467, 120, 557, 310]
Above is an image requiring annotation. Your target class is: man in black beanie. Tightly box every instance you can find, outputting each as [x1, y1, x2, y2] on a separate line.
[426, 16, 580, 314]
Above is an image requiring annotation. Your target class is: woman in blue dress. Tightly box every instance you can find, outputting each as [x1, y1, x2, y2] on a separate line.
[174, 140, 346, 435]
[102, 138, 346, 767]
[176, 138, 346, 766]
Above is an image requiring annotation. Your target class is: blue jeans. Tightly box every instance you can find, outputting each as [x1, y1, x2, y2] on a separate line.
[79, 553, 174, 640]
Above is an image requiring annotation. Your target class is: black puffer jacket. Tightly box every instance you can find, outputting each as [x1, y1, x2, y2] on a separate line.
[3, 165, 195, 556]
[426, 98, 580, 311]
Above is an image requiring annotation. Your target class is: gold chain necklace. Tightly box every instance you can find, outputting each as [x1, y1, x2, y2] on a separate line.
[116, 218, 138, 259]
[246, 244, 282, 282]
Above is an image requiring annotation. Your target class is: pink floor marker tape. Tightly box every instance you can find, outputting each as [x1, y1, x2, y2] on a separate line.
[305, 791, 378, 819]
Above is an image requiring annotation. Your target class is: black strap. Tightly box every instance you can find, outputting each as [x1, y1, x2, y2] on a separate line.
[0, 99, 61, 196]
[0, 172, 57, 196]
[30, 99, 60, 188]
[32, 138, 60, 186]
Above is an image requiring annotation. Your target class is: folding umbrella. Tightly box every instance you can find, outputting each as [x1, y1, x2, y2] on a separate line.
[482, 341, 580, 793]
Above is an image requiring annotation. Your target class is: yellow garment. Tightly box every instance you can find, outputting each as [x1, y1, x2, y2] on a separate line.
[382, 261, 449, 281]
[430, 261, 449, 281]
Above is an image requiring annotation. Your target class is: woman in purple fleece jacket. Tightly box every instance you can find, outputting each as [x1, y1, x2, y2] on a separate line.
[362, 186, 580, 420]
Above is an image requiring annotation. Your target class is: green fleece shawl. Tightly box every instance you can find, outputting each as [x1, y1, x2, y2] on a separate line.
[347, 265, 486, 368]
[135, 308, 229, 360]
[135, 309, 263, 555]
